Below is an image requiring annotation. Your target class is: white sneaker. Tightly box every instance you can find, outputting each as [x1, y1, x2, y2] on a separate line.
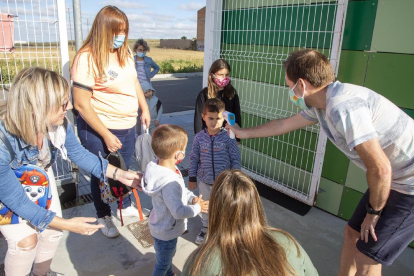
[98, 216, 119, 238]
[117, 206, 151, 217]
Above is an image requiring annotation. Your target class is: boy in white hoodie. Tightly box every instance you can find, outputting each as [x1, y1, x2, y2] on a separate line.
[142, 124, 208, 276]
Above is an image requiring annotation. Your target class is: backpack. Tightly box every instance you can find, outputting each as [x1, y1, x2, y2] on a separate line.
[99, 151, 132, 225]
[0, 129, 52, 225]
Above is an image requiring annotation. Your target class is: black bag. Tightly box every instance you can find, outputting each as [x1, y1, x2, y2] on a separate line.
[99, 151, 131, 225]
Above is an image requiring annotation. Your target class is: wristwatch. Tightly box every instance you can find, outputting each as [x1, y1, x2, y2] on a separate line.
[366, 203, 383, 216]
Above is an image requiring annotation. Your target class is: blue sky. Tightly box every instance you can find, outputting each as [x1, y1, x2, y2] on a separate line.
[65, 0, 206, 39]
[0, 0, 205, 43]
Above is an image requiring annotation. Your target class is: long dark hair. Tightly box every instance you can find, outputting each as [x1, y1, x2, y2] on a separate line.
[186, 170, 300, 276]
[207, 59, 237, 100]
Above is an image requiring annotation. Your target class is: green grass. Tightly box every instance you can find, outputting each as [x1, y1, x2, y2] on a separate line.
[0, 59, 60, 85]
[159, 59, 203, 74]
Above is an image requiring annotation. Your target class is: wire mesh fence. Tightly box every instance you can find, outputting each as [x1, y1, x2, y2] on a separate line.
[205, 0, 348, 205]
[0, 0, 74, 184]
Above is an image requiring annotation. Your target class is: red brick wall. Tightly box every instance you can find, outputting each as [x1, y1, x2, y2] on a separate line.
[197, 7, 206, 41]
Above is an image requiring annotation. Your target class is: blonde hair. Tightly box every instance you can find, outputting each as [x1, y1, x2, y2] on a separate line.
[0, 67, 69, 145]
[75, 5, 131, 78]
[133, 38, 150, 52]
[186, 170, 300, 276]
[151, 124, 187, 159]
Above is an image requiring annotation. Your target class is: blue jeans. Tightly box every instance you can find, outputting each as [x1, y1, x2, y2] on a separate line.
[77, 116, 135, 218]
[152, 237, 177, 276]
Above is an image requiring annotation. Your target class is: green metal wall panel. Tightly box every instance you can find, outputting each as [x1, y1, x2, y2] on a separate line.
[232, 78, 297, 117]
[240, 146, 313, 192]
[365, 53, 414, 110]
[241, 112, 317, 172]
[402, 108, 414, 120]
[321, 140, 349, 184]
[224, 0, 334, 10]
[339, 187, 364, 220]
[337, 50, 369, 86]
[345, 162, 368, 193]
[315, 177, 344, 215]
[341, 0, 377, 51]
[221, 4, 336, 48]
[223, 44, 330, 85]
[371, 0, 414, 54]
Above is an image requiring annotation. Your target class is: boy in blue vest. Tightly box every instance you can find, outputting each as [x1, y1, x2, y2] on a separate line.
[189, 98, 241, 244]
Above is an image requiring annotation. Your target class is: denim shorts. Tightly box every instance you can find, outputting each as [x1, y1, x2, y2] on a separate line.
[348, 189, 414, 266]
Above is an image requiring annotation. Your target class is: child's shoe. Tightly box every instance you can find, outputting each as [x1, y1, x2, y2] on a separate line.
[195, 226, 208, 245]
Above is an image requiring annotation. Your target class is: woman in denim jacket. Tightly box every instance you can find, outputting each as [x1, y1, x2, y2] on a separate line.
[133, 38, 160, 84]
[0, 67, 141, 276]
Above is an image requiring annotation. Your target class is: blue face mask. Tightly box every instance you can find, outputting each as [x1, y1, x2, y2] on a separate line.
[289, 80, 308, 110]
[137, 52, 146, 58]
[113, 35, 125, 49]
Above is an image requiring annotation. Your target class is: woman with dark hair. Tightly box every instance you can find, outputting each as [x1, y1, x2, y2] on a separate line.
[71, 5, 150, 238]
[193, 59, 241, 135]
[183, 170, 318, 276]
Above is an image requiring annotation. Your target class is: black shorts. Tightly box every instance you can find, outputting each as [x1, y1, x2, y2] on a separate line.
[348, 189, 414, 266]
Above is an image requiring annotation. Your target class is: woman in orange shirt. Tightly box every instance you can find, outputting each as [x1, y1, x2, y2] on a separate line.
[71, 5, 150, 238]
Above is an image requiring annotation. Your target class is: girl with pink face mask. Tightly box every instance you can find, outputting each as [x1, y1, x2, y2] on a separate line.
[194, 59, 241, 137]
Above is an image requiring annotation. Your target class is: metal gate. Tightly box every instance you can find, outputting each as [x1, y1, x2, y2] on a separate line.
[203, 0, 348, 205]
[0, 0, 76, 186]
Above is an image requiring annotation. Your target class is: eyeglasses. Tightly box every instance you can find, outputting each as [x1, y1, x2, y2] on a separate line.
[62, 100, 70, 111]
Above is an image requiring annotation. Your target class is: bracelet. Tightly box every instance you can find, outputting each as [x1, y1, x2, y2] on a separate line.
[113, 168, 118, 181]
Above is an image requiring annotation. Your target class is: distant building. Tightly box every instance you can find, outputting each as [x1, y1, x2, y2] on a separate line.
[196, 7, 205, 51]
[0, 13, 14, 52]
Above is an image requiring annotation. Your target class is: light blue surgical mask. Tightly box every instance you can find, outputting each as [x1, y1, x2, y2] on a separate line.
[288, 80, 308, 110]
[137, 52, 146, 58]
[113, 35, 125, 49]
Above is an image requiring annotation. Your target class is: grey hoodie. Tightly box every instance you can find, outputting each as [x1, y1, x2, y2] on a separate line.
[142, 160, 201, 241]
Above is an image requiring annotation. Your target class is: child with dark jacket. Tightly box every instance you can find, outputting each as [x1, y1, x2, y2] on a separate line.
[189, 98, 241, 245]
[193, 59, 241, 136]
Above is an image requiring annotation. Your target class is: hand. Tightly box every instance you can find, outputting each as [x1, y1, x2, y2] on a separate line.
[154, 120, 159, 126]
[360, 213, 380, 243]
[103, 133, 122, 152]
[225, 123, 244, 139]
[117, 170, 143, 191]
[64, 217, 104, 235]
[193, 195, 209, 213]
[189, 181, 197, 190]
[141, 110, 151, 129]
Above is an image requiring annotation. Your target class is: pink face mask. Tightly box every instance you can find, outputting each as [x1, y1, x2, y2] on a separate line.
[213, 75, 230, 88]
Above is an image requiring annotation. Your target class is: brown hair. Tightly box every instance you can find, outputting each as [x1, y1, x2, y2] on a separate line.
[207, 59, 237, 100]
[202, 98, 225, 115]
[0, 67, 69, 145]
[283, 49, 335, 88]
[75, 6, 131, 78]
[133, 38, 150, 52]
[186, 170, 300, 276]
[151, 124, 188, 159]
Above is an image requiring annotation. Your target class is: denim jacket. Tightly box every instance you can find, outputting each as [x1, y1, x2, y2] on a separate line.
[0, 120, 108, 231]
[134, 55, 160, 82]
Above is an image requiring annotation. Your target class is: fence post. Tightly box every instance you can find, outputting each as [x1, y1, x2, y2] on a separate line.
[72, 0, 83, 52]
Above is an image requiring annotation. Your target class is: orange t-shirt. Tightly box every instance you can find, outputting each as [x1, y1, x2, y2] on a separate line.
[71, 51, 138, 129]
